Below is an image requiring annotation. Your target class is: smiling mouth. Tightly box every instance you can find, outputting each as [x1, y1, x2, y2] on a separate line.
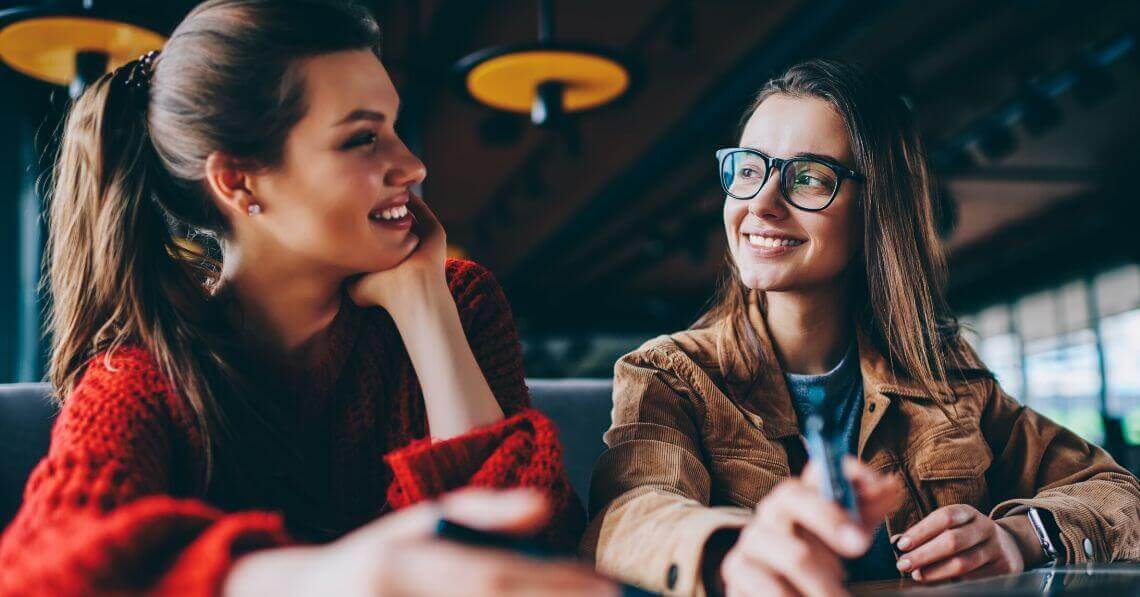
[746, 234, 805, 249]
[368, 204, 410, 222]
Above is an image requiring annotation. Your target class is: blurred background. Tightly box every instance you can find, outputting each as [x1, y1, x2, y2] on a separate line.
[1, 0, 1137, 458]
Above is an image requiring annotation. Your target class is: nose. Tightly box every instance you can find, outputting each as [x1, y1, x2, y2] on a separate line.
[384, 138, 427, 188]
[746, 166, 789, 220]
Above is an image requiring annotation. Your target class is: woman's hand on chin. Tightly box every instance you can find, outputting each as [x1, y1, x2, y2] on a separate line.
[346, 192, 504, 437]
[348, 193, 449, 315]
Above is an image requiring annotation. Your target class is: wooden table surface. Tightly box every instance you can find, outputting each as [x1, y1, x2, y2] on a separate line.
[849, 577, 918, 595]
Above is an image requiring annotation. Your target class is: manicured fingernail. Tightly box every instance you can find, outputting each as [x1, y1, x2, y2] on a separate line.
[896, 536, 911, 550]
[897, 558, 911, 572]
[912, 570, 922, 581]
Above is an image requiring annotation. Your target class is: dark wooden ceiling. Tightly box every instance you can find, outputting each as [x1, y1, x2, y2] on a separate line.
[380, 0, 1140, 335]
[3, 0, 1139, 339]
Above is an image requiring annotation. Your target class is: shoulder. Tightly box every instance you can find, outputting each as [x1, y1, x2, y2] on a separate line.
[62, 345, 187, 429]
[610, 331, 731, 428]
[73, 345, 173, 403]
[52, 345, 193, 453]
[940, 339, 998, 406]
[615, 327, 723, 391]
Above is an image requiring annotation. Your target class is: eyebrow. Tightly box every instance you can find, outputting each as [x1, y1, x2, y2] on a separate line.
[743, 147, 848, 167]
[796, 151, 846, 165]
[333, 106, 399, 127]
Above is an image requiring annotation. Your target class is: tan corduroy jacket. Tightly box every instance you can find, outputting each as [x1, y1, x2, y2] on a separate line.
[582, 297, 1140, 596]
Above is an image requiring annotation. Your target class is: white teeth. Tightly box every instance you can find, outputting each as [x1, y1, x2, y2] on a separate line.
[747, 234, 804, 248]
[373, 205, 409, 221]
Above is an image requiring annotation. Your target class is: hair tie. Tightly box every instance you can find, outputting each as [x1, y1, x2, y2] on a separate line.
[121, 50, 161, 91]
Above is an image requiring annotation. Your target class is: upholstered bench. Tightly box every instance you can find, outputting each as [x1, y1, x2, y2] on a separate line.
[0, 379, 614, 529]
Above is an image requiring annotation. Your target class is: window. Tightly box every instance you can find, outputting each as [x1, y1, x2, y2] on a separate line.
[964, 304, 1024, 400]
[962, 263, 1140, 446]
[1022, 329, 1104, 444]
[1101, 310, 1140, 443]
[1095, 265, 1140, 443]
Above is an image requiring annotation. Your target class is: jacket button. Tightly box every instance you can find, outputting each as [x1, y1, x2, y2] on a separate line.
[868, 402, 876, 413]
[1084, 538, 1094, 557]
[666, 564, 679, 589]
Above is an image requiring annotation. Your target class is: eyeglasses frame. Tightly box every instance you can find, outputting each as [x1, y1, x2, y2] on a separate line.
[714, 147, 864, 212]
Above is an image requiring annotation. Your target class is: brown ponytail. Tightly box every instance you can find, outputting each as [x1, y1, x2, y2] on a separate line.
[45, 0, 384, 491]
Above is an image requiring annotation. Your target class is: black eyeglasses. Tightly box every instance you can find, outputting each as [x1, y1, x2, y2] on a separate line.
[715, 147, 863, 211]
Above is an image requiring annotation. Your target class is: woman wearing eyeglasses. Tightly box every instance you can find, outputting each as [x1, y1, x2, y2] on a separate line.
[583, 59, 1139, 596]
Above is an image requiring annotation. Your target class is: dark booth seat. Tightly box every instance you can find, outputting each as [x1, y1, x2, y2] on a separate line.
[523, 378, 614, 502]
[0, 379, 614, 529]
[0, 384, 55, 529]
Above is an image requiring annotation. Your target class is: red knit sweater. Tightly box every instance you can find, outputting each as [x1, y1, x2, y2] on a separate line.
[0, 260, 583, 595]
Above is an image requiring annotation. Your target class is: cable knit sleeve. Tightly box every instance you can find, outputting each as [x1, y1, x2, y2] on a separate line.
[383, 260, 585, 552]
[0, 348, 290, 596]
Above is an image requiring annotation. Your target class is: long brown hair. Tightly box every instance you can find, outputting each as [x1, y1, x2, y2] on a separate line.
[693, 58, 983, 401]
[46, 0, 383, 489]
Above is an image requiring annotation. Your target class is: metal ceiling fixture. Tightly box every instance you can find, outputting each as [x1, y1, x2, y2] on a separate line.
[0, 1, 166, 99]
[453, 0, 633, 128]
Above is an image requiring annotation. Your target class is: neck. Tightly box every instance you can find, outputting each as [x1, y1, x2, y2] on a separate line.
[217, 240, 344, 365]
[764, 279, 852, 375]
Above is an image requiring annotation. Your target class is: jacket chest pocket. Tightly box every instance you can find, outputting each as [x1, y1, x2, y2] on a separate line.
[708, 449, 790, 508]
[903, 427, 994, 516]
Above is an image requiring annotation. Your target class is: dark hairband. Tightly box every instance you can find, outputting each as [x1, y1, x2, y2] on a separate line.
[120, 50, 161, 92]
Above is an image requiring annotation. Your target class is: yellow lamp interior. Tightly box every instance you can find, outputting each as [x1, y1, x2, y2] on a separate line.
[0, 16, 165, 86]
[466, 50, 629, 113]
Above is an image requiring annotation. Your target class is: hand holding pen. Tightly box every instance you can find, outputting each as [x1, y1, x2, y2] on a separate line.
[717, 458, 903, 597]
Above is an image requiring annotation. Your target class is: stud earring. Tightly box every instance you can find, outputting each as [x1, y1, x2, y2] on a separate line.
[247, 203, 262, 216]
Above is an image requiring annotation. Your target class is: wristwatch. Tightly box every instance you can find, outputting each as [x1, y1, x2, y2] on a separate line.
[1026, 507, 1060, 565]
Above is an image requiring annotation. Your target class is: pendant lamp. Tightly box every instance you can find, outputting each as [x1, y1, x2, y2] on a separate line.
[454, 0, 633, 128]
[0, 1, 166, 99]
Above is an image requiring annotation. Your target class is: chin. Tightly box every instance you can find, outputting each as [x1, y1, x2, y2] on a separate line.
[349, 247, 410, 274]
[738, 267, 796, 292]
[371, 233, 418, 261]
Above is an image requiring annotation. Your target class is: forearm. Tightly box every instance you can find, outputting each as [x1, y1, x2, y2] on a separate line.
[387, 277, 504, 439]
[991, 476, 1140, 564]
[986, 397, 1140, 563]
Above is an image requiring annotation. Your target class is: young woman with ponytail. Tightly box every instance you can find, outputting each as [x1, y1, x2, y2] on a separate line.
[583, 59, 1139, 595]
[0, 1, 614, 595]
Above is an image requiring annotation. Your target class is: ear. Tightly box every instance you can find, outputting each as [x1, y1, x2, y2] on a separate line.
[204, 151, 257, 218]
